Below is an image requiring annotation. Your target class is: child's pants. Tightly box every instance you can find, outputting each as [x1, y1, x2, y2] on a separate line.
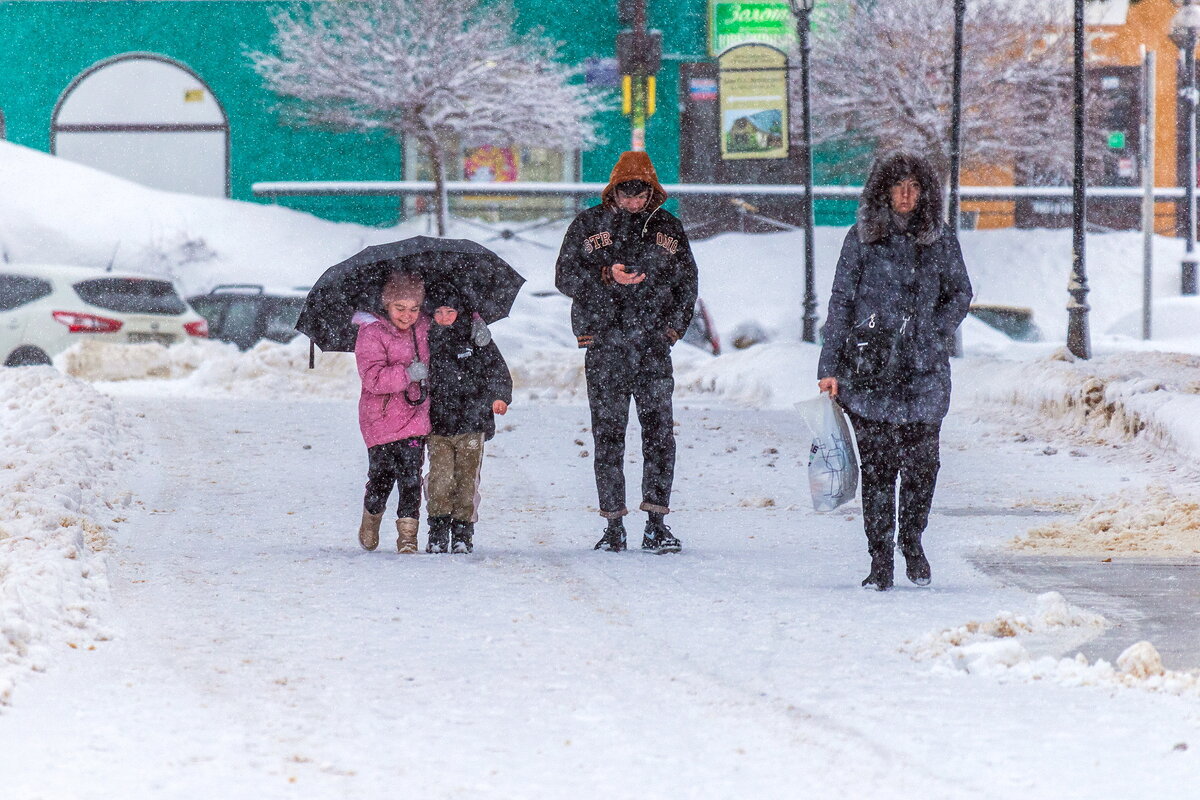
[364, 436, 426, 518]
[426, 432, 485, 522]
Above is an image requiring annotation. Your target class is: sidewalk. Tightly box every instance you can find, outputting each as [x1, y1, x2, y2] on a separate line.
[972, 553, 1200, 670]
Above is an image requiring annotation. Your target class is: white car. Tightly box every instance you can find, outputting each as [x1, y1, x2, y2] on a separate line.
[0, 264, 209, 366]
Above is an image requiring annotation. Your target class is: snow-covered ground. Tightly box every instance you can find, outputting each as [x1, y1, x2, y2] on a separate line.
[2, 141, 1200, 797]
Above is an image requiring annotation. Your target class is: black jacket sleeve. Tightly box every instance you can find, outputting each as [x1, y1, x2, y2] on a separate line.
[554, 215, 610, 338]
[482, 340, 513, 405]
[664, 221, 699, 335]
[817, 227, 863, 379]
[934, 233, 973, 341]
[554, 215, 589, 300]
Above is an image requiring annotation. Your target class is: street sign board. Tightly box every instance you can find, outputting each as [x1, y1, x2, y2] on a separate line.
[709, 1, 794, 56]
[718, 45, 789, 160]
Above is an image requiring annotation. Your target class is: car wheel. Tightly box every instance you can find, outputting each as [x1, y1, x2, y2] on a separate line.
[4, 346, 52, 367]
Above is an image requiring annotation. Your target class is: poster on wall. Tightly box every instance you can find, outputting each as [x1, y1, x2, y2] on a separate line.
[718, 44, 789, 160]
[464, 145, 518, 182]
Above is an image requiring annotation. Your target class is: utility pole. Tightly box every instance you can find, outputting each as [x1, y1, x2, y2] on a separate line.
[1067, 0, 1092, 359]
[789, 0, 818, 343]
[948, 0, 965, 229]
[948, 0, 966, 358]
[618, 0, 662, 151]
[1170, 0, 1200, 295]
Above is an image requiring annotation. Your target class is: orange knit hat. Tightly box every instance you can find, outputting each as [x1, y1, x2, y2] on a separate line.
[601, 151, 667, 209]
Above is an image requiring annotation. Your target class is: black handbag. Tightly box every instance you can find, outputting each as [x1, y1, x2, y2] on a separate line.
[844, 311, 910, 381]
[842, 247, 921, 384]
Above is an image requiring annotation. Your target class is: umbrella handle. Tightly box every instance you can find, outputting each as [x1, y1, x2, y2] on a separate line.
[309, 339, 315, 370]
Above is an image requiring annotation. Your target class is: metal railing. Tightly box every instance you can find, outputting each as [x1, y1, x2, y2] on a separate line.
[251, 179, 1190, 201]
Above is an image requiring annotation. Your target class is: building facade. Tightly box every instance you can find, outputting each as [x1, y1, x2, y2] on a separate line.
[0, 0, 866, 228]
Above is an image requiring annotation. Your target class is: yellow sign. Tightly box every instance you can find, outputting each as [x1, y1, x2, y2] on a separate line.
[718, 45, 788, 160]
[184, 89, 205, 103]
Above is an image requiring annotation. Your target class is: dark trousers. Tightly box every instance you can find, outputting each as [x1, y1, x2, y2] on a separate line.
[584, 343, 676, 517]
[847, 412, 941, 556]
[364, 437, 426, 518]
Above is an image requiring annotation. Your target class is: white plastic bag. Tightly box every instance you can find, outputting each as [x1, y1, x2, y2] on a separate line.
[796, 393, 859, 512]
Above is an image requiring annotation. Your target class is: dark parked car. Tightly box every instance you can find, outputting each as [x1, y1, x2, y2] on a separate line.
[187, 285, 309, 351]
[968, 304, 1041, 342]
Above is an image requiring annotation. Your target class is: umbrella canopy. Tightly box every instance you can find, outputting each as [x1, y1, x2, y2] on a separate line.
[296, 236, 525, 352]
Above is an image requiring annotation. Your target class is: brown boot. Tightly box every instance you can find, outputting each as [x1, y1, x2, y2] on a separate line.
[396, 517, 419, 554]
[358, 510, 383, 551]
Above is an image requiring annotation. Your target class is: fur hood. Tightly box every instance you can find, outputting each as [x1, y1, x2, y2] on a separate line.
[856, 151, 943, 247]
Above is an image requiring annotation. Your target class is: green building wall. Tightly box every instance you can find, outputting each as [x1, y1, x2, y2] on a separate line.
[0, 0, 855, 227]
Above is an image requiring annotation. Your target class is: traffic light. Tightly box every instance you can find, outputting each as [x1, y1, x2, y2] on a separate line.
[617, 29, 662, 75]
[617, 0, 641, 27]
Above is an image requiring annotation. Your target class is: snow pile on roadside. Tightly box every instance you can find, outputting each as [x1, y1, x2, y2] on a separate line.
[674, 341, 816, 409]
[57, 337, 359, 399]
[0, 140, 377, 296]
[0, 368, 133, 704]
[1011, 486, 1200, 555]
[964, 350, 1200, 466]
[49, 324, 823, 410]
[906, 592, 1200, 697]
[57, 337, 240, 381]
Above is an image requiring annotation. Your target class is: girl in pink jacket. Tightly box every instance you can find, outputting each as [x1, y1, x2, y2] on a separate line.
[355, 272, 432, 554]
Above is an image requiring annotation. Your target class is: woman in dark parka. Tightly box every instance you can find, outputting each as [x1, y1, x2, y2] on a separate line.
[817, 151, 973, 591]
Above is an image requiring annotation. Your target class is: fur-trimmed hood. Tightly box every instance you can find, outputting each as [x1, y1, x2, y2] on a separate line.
[856, 151, 943, 247]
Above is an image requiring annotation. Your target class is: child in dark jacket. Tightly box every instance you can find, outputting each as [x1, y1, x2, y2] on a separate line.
[424, 287, 513, 553]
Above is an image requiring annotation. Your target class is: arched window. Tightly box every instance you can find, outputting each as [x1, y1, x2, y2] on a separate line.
[52, 53, 230, 197]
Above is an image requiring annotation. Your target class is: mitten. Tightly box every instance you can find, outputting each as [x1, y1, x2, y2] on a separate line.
[406, 360, 429, 382]
[471, 316, 492, 347]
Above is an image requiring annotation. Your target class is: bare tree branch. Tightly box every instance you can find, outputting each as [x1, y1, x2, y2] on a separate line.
[248, 0, 602, 234]
[798, 0, 1106, 182]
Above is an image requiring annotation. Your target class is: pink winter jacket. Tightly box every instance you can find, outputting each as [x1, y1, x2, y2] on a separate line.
[354, 312, 432, 448]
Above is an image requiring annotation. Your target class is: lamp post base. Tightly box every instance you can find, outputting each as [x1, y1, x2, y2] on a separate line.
[1183, 257, 1198, 295]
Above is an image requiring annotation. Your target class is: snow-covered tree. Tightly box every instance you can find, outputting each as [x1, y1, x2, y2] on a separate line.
[250, 0, 600, 235]
[800, 0, 1105, 181]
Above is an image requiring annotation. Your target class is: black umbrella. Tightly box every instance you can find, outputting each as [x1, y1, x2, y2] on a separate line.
[296, 235, 525, 354]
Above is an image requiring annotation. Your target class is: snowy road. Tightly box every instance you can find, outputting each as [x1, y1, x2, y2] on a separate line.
[0, 391, 1197, 798]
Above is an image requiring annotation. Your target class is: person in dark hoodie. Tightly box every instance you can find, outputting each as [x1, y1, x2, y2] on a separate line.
[423, 286, 513, 554]
[554, 151, 699, 554]
[817, 151, 973, 591]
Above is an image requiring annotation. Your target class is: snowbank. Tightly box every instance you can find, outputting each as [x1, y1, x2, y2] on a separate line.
[961, 351, 1200, 555]
[906, 592, 1200, 698]
[0, 140, 382, 296]
[964, 350, 1200, 466]
[0, 368, 132, 704]
[1013, 486, 1200, 556]
[56, 337, 359, 399]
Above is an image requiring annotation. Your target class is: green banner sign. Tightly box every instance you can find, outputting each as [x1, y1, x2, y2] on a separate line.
[709, 1, 795, 56]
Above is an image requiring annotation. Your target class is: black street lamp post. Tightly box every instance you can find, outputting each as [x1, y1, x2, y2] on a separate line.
[948, 0, 965, 230]
[1067, 0, 1091, 359]
[1171, 0, 1200, 295]
[790, 0, 818, 343]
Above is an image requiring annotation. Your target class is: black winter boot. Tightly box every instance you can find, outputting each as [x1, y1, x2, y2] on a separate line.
[594, 518, 627, 552]
[900, 542, 932, 586]
[450, 520, 474, 554]
[642, 516, 681, 554]
[861, 547, 894, 591]
[426, 516, 451, 554]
